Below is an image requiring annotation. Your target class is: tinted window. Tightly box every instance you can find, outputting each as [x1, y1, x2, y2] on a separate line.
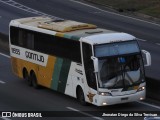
[34, 33, 81, 63]
[83, 43, 97, 90]
[10, 27, 34, 49]
[10, 26, 81, 63]
[10, 26, 19, 45]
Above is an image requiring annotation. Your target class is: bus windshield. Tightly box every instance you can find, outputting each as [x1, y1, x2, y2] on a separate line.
[94, 41, 145, 89]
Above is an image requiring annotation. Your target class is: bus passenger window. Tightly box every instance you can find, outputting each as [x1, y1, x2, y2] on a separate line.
[18, 30, 24, 46]
[10, 27, 19, 45]
[27, 33, 34, 49]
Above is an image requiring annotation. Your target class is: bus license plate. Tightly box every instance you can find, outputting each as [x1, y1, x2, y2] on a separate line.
[121, 97, 129, 101]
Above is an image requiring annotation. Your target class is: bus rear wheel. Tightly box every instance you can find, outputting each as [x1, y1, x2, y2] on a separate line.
[31, 72, 39, 89]
[23, 69, 32, 86]
[77, 87, 87, 106]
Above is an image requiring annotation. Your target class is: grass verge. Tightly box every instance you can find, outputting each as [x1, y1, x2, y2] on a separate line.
[85, 0, 160, 18]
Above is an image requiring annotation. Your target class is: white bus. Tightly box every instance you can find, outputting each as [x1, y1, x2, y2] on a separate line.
[9, 16, 151, 106]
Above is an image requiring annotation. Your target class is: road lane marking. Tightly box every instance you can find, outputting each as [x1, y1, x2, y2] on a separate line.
[0, 80, 6, 84]
[0, 0, 46, 16]
[0, 116, 12, 120]
[138, 38, 147, 42]
[70, 0, 160, 27]
[0, 52, 10, 58]
[0, 0, 58, 19]
[67, 107, 104, 120]
[156, 43, 160, 46]
[137, 101, 160, 110]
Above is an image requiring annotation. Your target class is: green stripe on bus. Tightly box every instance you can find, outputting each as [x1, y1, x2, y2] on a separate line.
[64, 34, 71, 39]
[57, 59, 71, 93]
[51, 58, 63, 90]
[64, 34, 80, 41]
[71, 36, 80, 41]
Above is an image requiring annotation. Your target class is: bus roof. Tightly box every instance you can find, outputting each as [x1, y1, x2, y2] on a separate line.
[82, 33, 135, 45]
[10, 16, 136, 45]
[10, 16, 96, 32]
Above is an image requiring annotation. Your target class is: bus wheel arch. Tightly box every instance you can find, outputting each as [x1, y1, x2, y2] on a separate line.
[30, 70, 39, 89]
[76, 85, 87, 106]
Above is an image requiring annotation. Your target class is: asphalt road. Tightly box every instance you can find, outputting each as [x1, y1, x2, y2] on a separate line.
[0, 0, 160, 120]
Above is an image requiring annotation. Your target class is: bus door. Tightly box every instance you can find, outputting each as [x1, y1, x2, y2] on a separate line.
[82, 42, 97, 102]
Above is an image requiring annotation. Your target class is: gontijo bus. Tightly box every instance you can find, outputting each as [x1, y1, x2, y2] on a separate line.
[9, 16, 151, 106]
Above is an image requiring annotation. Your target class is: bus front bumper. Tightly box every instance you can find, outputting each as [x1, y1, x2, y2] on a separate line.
[96, 90, 145, 106]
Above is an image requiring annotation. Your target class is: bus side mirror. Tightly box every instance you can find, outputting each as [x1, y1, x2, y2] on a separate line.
[91, 56, 99, 73]
[141, 50, 151, 67]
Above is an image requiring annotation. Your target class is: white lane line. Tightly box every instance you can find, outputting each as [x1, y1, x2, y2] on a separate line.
[67, 107, 104, 120]
[0, 116, 12, 120]
[137, 101, 160, 110]
[70, 0, 160, 27]
[138, 38, 147, 42]
[0, 52, 10, 58]
[156, 43, 160, 46]
[0, 80, 6, 84]
[0, 0, 57, 18]
[0, 117, 12, 120]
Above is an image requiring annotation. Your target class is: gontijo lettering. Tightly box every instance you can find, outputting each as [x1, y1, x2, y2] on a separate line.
[25, 51, 44, 63]
[10, 45, 48, 67]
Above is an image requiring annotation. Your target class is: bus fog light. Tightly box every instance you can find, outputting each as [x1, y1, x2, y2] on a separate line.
[98, 92, 112, 96]
[140, 97, 144, 100]
[137, 86, 145, 92]
[102, 102, 107, 105]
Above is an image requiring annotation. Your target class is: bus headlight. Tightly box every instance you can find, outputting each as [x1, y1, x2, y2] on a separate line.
[137, 86, 145, 92]
[98, 92, 112, 96]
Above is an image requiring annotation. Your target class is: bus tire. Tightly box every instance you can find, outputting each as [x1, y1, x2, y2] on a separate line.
[23, 68, 32, 86]
[31, 72, 39, 89]
[77, 87, 87, 106]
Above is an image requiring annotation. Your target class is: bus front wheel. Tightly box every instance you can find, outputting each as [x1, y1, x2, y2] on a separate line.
[77, 87, 87, 106]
